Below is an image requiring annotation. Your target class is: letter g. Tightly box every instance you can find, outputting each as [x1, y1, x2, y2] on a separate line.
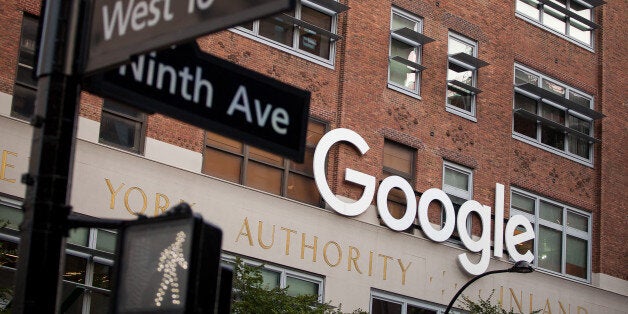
[313, 128, 375, 216]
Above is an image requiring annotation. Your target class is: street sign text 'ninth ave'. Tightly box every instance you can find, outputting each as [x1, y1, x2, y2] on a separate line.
[83, 43, 310, 162]
[82, 0, 296, 74]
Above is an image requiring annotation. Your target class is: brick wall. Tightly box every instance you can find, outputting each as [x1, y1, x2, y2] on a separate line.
[0, 0, 625, 280]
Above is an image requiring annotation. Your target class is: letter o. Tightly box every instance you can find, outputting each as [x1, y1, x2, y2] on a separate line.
[418, 188, 455, 242]
[124, 187, 147, 215]
[377, 176, 417, 231]
[323, 241, 342, 267]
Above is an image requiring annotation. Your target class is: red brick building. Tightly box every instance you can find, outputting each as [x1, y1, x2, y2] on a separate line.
[0, 0, 625, 312]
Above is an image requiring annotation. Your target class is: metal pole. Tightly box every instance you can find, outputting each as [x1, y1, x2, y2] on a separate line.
[443, 269, 508, 314]
[13, 0, 81, 312]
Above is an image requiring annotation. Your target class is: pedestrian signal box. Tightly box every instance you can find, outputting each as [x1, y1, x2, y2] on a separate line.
[111, 203, 223, 313]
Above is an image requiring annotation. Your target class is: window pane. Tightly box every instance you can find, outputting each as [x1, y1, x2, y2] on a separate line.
[514, 94, 538, 139]
[16, 65, 37, 88]
[516, 0, 541, 20]
[541, 124, 565, 150]
[286, 276, 318, 297]
[569, 91, 591, 108]
[299, 6, 332, 59]
[99, 111, 142, 152]
[444, 167, 469, 191]
[249, 147, 283, 166]
[515, 68, 540, 85]
[372, 298, 402, 314]
[64, 255, 87, 284]
[259, 14, 294, 46]
[245, 161, 282, 194]
[260, 268, 280, 290]
[18, 16, 38, 67]
[206, 131, 243, 154]
[11, 84, 36, 119]
[567, 212, 588, 232]
[67, 228, 89, 247]
[90, 291, 111, 314]
[0, 267, 16, 305]
[93, 262, 113, 289]
[543, 5, 567, 33]
[392, 12, 417, 31]
[0, 240, 18, 268]
[96, 229, 117, 253]
[512, 193, 535, 214]
[540, 201, 563, 224]
[449, 37, 474, 55]
[287, 173, 319, 206]
[291, 147, 315, 174]
[383, 141, 413, 176]
[542, 79, 566, 96]
[566, 235, 588, 279]
[61, 283, 85, 314]
[408, 305, 437, 314]
[538, 226, 562, 272]
[390, 39, 418, 90]
[0, 204, 23, 230]
[202, 148, 242, 183]
[541, 104, 565, 124]
[103, 100, 143, 119]
[291, 121, 325, 174]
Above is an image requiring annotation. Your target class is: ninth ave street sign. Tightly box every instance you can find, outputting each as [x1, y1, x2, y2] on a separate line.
[83, 43, 310, 162]
[82, 0, 296, 74]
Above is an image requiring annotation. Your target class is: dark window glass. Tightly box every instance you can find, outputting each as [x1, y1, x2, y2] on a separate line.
[203, 120, 325, 206]
[299, 6, 332, 59]
[64, 255, 88, 284]
[11, 15, 39, 120]
[99, 100, 145, 153]
[372, 298, 402, 314]
[259, 12, 294, 46]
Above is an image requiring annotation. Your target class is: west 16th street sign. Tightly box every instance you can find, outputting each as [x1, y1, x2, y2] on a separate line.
[83, 43, 311, 162]
[82, 0, 295, 74]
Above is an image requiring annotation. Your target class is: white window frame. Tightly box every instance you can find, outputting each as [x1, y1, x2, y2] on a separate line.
[371, 290, 452, 314]
[446, 32, 481, 121]
[441, 161, 473, 239]
[222, 255, 324, 302]
[510, 188, 592, 282]
[387, 8, 425, 98]
[512, 64, 596, 166]
[0, 199, 116, 314]
[515, 0, 597, 49]
[231, 0, 342, 67]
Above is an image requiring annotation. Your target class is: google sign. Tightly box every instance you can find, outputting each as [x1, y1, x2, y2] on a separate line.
[313, 128, 535, 275]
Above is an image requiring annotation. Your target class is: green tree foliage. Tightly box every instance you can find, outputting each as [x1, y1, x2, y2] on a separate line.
[460, 291, 541, 314]
[230, 258, 366, 314]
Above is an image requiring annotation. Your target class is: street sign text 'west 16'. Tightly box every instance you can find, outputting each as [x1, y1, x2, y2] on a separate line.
[82, 0, 295, 74]
[83, 43, 310, 162]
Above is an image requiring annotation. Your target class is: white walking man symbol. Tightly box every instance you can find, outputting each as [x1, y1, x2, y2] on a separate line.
[154, 231, 189, 307]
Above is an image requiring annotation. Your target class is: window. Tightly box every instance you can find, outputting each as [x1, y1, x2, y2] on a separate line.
[388, 8, 433, 96]
[512, 65, 601, 164]
[0, 200, 116, 313]
[11, 14, 38, 120]
[371, 290, 447, 314]
[442, 162, 473, 237]
[203, 120, 326, 206]
[237, 0, 347, 63]
[510, 188, 591, 281]
[99, 100, 147, 154]
[515, 0, 602, 46]
[225, 256, 323, 301]
[446, 33, 488, 120]
[382, 140, 416, 232]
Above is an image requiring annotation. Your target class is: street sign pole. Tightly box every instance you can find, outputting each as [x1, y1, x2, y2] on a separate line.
[12, 0, 82, 312]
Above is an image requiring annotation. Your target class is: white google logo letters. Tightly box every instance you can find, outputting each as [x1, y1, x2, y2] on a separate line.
[313, 128, 534, 275]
